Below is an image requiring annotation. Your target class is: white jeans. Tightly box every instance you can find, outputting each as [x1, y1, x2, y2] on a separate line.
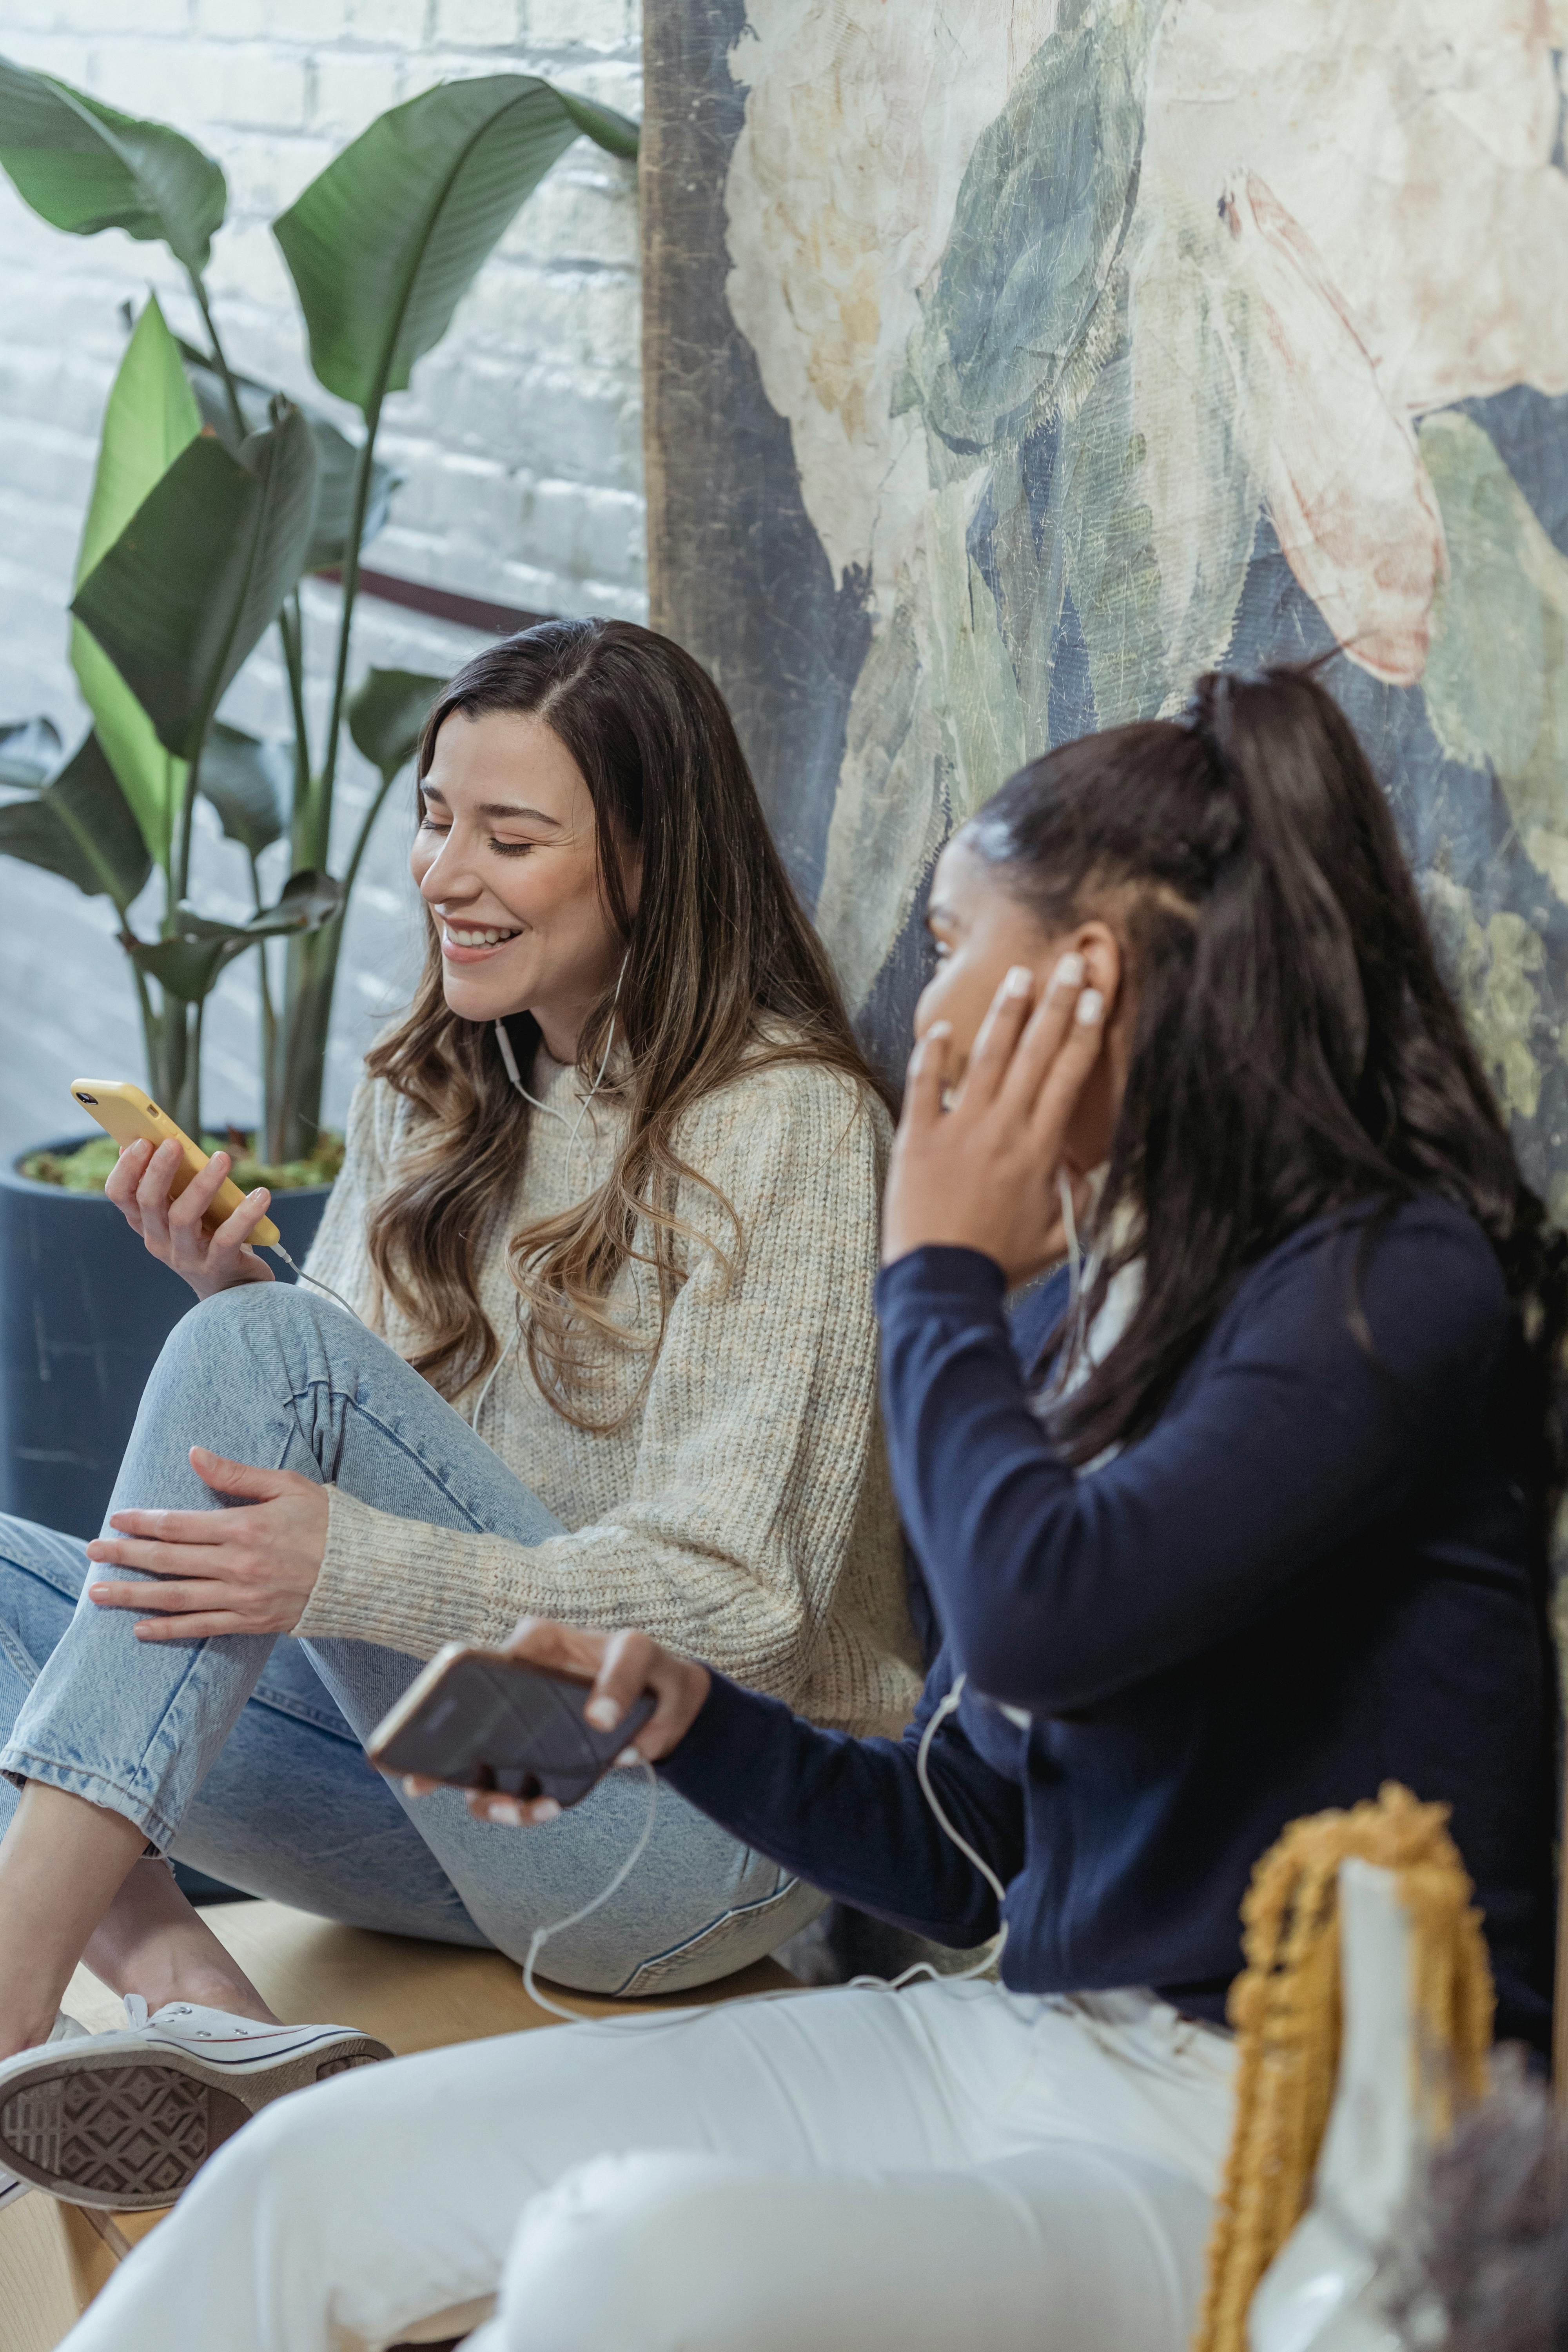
[61, 1979, 1236, 2352]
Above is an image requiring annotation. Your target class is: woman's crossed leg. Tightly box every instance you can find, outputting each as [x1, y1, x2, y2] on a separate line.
[0, 1285, 815, 2066]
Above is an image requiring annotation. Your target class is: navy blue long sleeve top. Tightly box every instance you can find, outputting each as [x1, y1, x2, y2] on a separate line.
[662, 1198, 1557, 2047]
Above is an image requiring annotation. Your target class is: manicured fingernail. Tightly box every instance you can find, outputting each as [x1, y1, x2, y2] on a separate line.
[247, 1188, 266, 1203]
[89, 1585, 110, 1602]
[488, 1798, 526, 1826]
[1004, 965, 1034, 998]
[1076, 988, 1104, 1025]
[1051, 951, 1085, 992]
[585, 1697, 619, 1730]
[532, 1798, 561, 1822]
[615, 1747, 642, 1767]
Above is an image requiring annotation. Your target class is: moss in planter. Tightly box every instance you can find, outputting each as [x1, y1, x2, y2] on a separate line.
[20, 1131, 345, 1196]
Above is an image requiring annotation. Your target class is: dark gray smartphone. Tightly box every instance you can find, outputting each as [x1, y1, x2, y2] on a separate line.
[365, 1643, 655, 1808]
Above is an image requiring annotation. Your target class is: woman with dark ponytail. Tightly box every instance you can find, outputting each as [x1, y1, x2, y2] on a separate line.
[59, 669, 1561, 2352]
[971, 663, 1567, 1492]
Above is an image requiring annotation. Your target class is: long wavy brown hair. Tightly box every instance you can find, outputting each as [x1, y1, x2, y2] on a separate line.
[365, 617, 887, 1430]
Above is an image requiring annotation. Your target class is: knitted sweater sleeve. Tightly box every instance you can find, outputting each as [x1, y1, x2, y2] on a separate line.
[295, 1070, 892, 1706]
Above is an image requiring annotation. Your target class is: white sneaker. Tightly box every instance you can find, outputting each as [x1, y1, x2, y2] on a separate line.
[0, 1996, 390, 2210]
[0, 2014, 88, 2214]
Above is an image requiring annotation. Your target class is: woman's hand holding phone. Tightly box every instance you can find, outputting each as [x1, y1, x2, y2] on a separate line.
[405, 1617, 711, 1829]
[105, 1136, 276, 1299]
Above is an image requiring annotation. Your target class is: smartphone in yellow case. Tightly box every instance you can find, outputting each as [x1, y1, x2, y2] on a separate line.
[69, 1080, 281, 1247]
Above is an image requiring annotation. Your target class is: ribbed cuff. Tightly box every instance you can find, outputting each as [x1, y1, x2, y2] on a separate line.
[294, 1486, 512, 1658]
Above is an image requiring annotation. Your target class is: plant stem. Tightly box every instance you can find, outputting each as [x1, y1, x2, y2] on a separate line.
[126, 949, 163, 1096]
[269, 920, 344, 1160]
[159, 992, 188, 1126]
[185, 272, 314, 821]
[317, 394, 383, 855]
[181, 997, 205, 1139]
[249, 855, 278, 1141]
[269, 403, 383, 1156]
[184, 269, 247, 443]
[172, 733, 205, 913]
[339, 768, 401, 910]
[280, 591, 311, 792]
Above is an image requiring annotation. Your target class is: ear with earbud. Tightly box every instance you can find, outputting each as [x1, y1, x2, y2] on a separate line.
[1069, 923, 1122, 1025]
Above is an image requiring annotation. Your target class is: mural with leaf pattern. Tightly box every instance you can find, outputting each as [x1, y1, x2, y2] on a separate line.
[645, 0, 1568, 1207]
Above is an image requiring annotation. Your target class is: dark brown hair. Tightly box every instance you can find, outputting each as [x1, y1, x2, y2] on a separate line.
[366, 617, 887, 1427]
[964, 664, 1567, 1486]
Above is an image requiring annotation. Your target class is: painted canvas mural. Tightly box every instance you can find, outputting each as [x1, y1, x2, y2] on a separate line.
[643, 2, 1568, 1208]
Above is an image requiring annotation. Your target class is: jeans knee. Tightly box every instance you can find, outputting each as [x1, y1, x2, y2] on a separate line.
[187, 1280, 313, 1345]
[162, 1280, 332, 1398]
[496, 2152, 775, 2352]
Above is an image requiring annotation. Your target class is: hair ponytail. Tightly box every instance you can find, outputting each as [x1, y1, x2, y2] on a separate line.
[965, 664, 1568, 1499]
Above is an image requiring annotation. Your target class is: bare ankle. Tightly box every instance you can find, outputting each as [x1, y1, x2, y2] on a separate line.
[0, 2002, 69, 2064]
[131, 1965, 280, 2028]
[80, 1857, 280, 2028]
[0, 1780, 150, 2059]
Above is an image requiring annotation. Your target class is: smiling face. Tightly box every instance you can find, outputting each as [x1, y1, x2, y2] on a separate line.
[916, 835, 1129, 1174]
[410, 707, 638, 1062]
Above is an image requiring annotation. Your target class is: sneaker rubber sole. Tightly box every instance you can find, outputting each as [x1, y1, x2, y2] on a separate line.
[0, 2031, 390, 2210]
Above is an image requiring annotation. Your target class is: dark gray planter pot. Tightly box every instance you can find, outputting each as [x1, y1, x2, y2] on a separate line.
[0, 1139, 330, 1540]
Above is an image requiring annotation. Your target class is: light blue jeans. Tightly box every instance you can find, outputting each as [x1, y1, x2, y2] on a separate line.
[0, 1285, 820, 1996]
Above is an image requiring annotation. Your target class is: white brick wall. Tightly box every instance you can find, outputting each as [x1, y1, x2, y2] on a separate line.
[0, 0, 644, 1156]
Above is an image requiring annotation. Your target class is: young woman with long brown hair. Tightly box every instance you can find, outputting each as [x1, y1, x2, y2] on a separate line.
[0, 620, 920, 2207]
[44, 665, 1561, 2352]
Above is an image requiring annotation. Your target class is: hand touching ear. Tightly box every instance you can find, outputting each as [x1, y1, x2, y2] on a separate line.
[882, 955, 1106, 1284]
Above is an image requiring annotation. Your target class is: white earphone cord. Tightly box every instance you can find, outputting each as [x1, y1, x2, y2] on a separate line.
[389, 955, 1009, 2017]
[520, 1672, 1008, 2033]
[265, 1241, 367, 1322]
[474, 954, 630, 1436]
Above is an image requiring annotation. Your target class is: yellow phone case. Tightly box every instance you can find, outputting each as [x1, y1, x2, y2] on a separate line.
[69, 1080, 281, 1247]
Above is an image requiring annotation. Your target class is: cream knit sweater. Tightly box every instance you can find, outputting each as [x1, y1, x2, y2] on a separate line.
[294, 1047, 922, 1739]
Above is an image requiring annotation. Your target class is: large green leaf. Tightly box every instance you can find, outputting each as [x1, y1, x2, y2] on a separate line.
[176, 866, 343, 944]
[129, 933, 233, 1004]
[0, 717, 61, 786]
[179, 340, 396, 571]
[200, 720, 290, 855]
[137, 867, 343, 1002]
[0, 54, 225, 272]
[71, 293, 200, 865]
[71, 405, 319, 762]
[347, 668, 446, 783]
[273, 75, 637, 419]
[0, 731, 152, 909]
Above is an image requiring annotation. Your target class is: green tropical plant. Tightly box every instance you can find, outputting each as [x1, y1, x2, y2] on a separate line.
[0, 57, 638, 1154]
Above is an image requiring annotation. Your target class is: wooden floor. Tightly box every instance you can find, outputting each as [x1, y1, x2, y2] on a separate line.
[1, 1901, 796, 2352]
